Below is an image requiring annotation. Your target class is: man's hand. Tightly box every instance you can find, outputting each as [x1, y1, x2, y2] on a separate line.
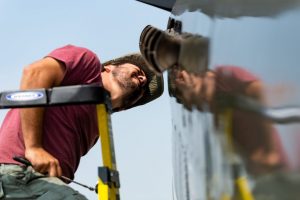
[248, 148, 282, 175]
[25, 147, 62, 177]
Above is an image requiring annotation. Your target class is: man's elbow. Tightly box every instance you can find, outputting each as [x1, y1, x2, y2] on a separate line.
[20, 58, 65, 89]
[20, 64, 42, 89]
[245, 81, 264, 100]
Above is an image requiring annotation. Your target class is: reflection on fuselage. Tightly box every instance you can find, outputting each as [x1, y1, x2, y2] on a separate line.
[165, 2, 300, 199]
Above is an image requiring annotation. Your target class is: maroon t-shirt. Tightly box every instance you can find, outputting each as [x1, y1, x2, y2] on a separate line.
[215, 66, 288, 172]
[0, 45, 102, 179]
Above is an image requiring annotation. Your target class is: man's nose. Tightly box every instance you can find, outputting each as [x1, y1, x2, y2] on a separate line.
[138, 75, 147, 87]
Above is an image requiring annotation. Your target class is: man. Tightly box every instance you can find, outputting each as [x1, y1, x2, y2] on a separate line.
[0, 44, 164, 199]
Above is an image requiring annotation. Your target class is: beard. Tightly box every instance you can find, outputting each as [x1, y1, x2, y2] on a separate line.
[112, 67, 143, 109]
[112, 67, 137, 91]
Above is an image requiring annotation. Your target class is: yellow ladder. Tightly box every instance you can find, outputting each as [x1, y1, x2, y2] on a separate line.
[97, 104, 120, 200]
[221, 109, 254, 200]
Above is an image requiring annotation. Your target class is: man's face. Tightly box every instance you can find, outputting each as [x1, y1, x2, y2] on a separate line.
[111, 63, 147, 109]
[173, 70, 215, 110]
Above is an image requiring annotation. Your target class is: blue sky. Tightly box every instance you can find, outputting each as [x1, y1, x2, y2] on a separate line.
[0, 1, 172, 200]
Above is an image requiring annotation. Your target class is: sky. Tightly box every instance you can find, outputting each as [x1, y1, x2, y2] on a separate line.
[0, 1, 172, 200]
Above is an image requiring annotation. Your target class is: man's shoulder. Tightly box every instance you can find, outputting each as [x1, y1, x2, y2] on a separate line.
[215, 65, 259, 80]
[48, 44, 100, 63]
[215, 65, 245, 74]
[55, 44, 97, 55]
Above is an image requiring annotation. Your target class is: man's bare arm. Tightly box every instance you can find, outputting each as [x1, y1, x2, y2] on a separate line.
[20, 57, 65, 177]
[244, 80, 281, 173]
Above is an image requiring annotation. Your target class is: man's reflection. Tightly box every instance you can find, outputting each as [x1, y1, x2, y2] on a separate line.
[169, 65, 288, 176]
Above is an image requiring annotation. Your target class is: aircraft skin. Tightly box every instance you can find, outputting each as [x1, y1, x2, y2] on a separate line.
[136, 0, 175, 11]
[138, 0, 300, 199]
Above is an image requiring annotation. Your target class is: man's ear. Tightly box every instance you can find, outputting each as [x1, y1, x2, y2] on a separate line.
[103, 65, 113, 73]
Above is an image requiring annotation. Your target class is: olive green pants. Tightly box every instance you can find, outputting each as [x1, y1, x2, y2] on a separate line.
[0, 164, 88, 200]
[253, 171, 300, 200]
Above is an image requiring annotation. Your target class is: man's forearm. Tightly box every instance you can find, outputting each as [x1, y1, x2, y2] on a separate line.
[19, 58, 64, 148]
[20, 108, 44, 149]
[20, 63, 47, 150]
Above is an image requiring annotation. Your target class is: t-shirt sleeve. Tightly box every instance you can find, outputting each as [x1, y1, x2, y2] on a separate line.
[46, 44, 102, 86]
[215, 66, 259, 93]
